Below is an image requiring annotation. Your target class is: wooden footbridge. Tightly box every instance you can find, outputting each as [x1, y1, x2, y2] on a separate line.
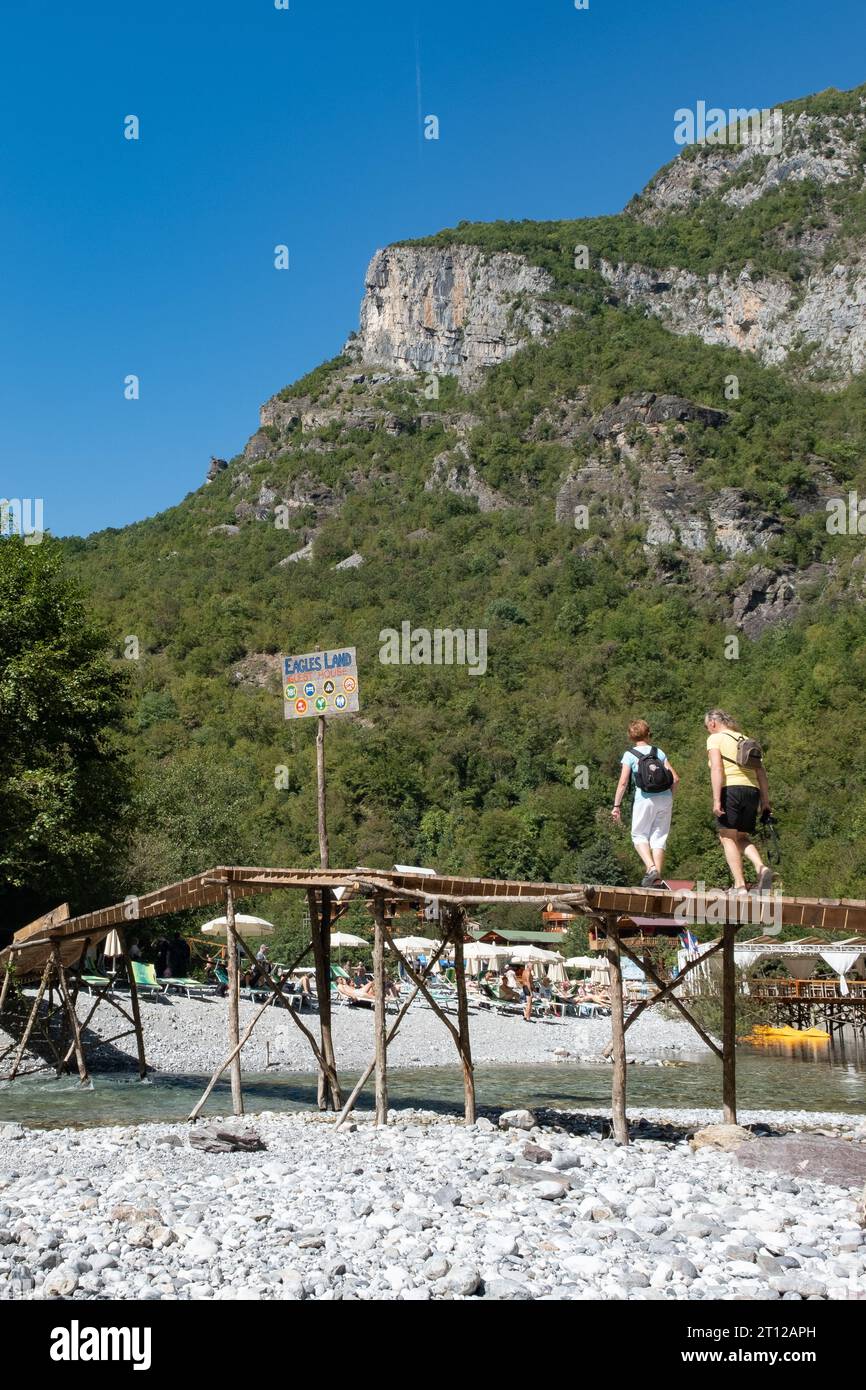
[3, 868, 866, 1143]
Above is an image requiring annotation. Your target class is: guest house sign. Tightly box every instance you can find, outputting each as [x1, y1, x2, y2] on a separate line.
[282, 646, 360, 720]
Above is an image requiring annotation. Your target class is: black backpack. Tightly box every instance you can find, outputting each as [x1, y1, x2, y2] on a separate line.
[629, 746, 674, 794]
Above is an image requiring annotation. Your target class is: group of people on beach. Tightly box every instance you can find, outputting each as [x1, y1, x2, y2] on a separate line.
[471, 967, 610, 1020]
[611, 709, 774, 893]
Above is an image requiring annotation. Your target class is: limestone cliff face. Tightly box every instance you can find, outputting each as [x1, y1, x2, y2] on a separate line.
[553, 392, 783, 560]
[346, 245, 574, 386]
[600, 258, 866, 381]
[630, 108, 863, 223]
[606, 99, 866, 383]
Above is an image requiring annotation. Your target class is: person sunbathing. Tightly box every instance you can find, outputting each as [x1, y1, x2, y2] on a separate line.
[337, 978, 376, 1003]
[498, 971, 520, 1003]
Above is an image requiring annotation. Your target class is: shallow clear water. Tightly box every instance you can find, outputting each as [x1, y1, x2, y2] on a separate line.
[1, 1038, 864, 1129]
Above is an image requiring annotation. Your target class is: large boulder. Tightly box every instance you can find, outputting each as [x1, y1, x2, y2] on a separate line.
[736, 1135, 866, 1189]
[498, 1109, 537, 1131]
[690, 1123, 753, 1152]
[189, 1126, 266, 1155]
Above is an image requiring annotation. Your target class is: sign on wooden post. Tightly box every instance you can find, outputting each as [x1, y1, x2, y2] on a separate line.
[282, 647, 360, 721]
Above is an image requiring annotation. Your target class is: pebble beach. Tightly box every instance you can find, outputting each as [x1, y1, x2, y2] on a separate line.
[3, 991, 865, 1302]
[1, 1105, 865, 1302]
[67, 989, 706, 1075]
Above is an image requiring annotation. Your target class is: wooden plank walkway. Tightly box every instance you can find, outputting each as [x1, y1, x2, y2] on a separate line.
[6, 868, 866, 978]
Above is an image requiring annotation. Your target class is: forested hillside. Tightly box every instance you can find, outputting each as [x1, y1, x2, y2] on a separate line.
[37, 82, 866, 927]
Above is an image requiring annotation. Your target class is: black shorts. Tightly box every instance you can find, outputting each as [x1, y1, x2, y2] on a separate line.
[717, 785, 759, 835]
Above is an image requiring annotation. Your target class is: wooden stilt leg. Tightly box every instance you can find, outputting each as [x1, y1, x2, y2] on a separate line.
[189, 937, 331, 1122]
[6, 959, 52, 1080]
[54, 946, 89, 1085]
[225, 885, 244, 1116]
[117, 927, 147, 1080]
[0, 966, 11, 1017]
[319, 891, 341, 1109]
[335, 944, 448, 1131]
[608, 930, 628, 1146]
[722, 922, 737, 1125]
[452, 914, 476, 1124]
[309, 889, 341, 1110]
[309, 891, 327, 1112]
[373, 894, 388, 1126]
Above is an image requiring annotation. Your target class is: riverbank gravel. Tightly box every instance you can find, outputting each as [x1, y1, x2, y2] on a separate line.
[1, 1106, 864, 1302]
[58, 991, 706, 1075]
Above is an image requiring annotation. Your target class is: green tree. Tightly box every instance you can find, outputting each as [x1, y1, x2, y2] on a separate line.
[0, 539, 130, 932]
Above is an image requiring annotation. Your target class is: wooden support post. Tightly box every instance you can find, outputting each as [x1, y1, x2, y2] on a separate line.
[53, 946, 89, 1085]
[308, 890, 327, 1110]
[316, 715, 329, 870]
[117, 926, 147, 1080]
[607, 928, 628, 1146]
[372, 894, 388, 1126]
[309, 889, 341, 1110]
[0, 966, 10, 1017]
[5, 959, 52, 1081]
[311, 714, 340, 1111]
[335, 942, 448, 1130]
[451, 910, 476, 1124]
[225, 885, 244, 1116]
[189, 937, 334, 1122]
[722, 922, 737, 1125]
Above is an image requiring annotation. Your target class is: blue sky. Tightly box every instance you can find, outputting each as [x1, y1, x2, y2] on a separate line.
[3, 0, 865, 537]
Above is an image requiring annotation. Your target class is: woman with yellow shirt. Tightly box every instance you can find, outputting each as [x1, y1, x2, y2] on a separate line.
[704, 709, 773, 893]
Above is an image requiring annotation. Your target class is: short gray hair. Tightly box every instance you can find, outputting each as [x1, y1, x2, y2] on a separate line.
[704, 708, 740, 730]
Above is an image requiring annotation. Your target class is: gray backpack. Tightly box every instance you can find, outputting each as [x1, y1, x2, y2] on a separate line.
[723, 732, 763, 769]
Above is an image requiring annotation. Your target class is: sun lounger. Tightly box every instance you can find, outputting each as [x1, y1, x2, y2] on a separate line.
[77, 961, 112, 995]
[127, 960, 169, 1001]
[163, 975, 211, 999]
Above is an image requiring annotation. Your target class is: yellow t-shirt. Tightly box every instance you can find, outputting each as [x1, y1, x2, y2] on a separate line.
[706, 729, 760, 788]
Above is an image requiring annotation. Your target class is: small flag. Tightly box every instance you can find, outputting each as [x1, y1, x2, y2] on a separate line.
[680, 929, 699, 958]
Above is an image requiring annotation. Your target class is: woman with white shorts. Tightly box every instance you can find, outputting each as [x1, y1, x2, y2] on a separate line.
[611, 718, 680, 887]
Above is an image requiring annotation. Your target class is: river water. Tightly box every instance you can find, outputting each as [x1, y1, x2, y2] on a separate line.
[1, 1037, 864, 1129]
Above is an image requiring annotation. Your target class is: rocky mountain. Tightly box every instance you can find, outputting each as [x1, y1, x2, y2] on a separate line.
[343, 244, 575, 386]
[408, 84, 866, 389]
[63, 81, 866, 900]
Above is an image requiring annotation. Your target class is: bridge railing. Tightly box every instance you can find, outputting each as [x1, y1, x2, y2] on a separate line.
[747, 978, 866, 1001]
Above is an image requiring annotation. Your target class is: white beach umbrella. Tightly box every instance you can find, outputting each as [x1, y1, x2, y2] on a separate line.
[201, 914, 275, 938]
[102, 929, 123, 960]
[507, 945, 563, 963]
[329, 932, 368, 949]
[565, 956, 597, 970]
[386, 936, 443, 955]
[463, 942, 513, 963]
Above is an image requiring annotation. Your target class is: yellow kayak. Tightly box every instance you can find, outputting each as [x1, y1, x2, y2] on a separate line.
[745, 1025, 830, 1043]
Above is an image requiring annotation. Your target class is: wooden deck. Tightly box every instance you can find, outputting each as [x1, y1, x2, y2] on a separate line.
[749, 978, 866, 1001]
[747, 978, 866, 1037]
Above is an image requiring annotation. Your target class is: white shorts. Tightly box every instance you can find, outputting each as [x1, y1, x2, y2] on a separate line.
[631, 794, 673, 850]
